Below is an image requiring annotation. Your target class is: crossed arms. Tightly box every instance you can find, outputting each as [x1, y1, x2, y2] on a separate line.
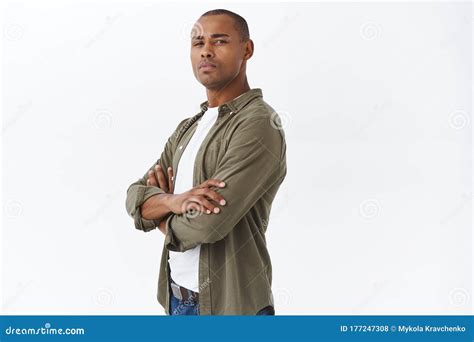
[125, 116, 286, 252]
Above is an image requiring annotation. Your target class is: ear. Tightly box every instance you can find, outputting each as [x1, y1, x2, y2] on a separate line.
[243, 39, 254, 60]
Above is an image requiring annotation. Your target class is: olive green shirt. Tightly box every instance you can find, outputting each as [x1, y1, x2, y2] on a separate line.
[125, 88, 287, 315]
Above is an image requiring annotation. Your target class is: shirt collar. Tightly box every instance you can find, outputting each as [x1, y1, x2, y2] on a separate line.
[199, 88, 263, 116]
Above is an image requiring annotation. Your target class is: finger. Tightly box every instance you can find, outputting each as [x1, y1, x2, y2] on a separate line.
[200, 179, 226, 189]
[195, 188, 226, 206]
[154, 165, 169, 192]
[167, 167, 174, 194]
[147, 170, 158, 186]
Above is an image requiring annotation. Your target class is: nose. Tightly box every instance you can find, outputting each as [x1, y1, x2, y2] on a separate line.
[200, 41, 215, 59]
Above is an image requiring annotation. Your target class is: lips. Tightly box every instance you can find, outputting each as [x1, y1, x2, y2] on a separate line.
[199, 61, 217, 71]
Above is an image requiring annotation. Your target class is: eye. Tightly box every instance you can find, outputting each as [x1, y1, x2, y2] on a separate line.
[193, 41, 203, 47]
[215, 40, 227, 45]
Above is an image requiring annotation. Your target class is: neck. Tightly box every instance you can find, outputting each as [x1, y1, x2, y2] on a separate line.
[206, 73, 250, 108]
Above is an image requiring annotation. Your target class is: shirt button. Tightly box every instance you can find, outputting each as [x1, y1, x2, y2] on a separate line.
[179, 145, 183, 150]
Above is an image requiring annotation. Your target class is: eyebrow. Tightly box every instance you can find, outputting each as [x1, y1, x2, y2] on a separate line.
[191, 33, 230, 40]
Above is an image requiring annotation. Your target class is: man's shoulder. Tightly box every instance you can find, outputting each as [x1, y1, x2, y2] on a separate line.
[235, 97, 286, 134]
[235, 97, 277, 121]
[229, 97, 286, 147]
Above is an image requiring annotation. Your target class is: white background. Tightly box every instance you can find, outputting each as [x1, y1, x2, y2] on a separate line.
[2, 1, 472, 315]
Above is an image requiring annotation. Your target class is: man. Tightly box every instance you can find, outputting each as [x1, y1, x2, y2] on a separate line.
[125, 9, 287, 315]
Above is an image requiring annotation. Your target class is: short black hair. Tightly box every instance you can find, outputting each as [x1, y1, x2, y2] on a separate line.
[200, 9, 250, 42]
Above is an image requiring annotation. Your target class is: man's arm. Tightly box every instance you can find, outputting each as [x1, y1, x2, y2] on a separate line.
[140, 165, 174, 222]
[125, 118, 188, 232]
[163, 116, 287, 252]
[125, 117, 227, 232]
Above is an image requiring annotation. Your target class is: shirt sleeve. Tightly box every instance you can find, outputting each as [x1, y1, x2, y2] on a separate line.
[164, 116, 287, 252]
[125, 118, 188, 232]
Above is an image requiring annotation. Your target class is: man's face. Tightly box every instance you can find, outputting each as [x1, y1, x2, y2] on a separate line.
[190, 15, 251, 90]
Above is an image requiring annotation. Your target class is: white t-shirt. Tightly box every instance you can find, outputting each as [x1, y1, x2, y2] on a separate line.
[168, 105, 219, 292]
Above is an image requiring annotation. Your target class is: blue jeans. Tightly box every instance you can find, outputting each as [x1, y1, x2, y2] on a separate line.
[256, 305, 275, 315]
[169, 285, 275, 315]
[169, 288, 200, 315]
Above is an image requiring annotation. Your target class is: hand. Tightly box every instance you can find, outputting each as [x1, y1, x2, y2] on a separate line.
[147, 164, 174, 194]
[167, 179, 227, 216]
